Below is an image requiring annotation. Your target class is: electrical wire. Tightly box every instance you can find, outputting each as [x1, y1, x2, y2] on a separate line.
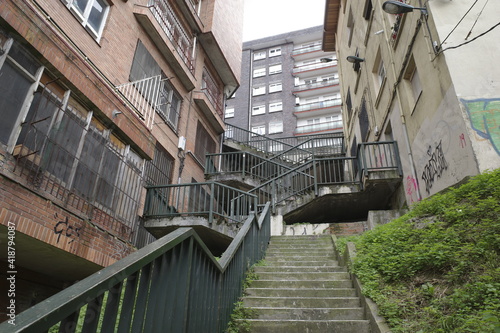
[466, 0, 490, 40]
[438, 0, 479, 48]
[438, 21, 500, 54]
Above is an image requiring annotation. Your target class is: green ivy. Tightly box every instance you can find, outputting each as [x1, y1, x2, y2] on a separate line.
[338, 169, 500, 332]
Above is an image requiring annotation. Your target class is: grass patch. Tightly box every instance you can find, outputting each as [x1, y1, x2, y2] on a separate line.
[337, 169, 500, 332]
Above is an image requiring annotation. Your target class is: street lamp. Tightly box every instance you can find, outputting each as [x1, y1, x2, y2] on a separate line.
[382, 0, 427, 15]
[346, 56, 365, 64]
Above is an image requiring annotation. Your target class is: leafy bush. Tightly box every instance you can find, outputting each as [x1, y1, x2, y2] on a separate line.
[338, 169, 500, 332]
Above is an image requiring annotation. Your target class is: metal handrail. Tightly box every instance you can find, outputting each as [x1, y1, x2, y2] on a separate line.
[0, 204, 272, 333]
[144, 182, 258, 224]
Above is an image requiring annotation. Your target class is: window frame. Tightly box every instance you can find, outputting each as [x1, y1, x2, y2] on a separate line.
[253, 51, 266, 61]
[62, 0, 110, 41]
[269, 101, 283, 113]
[268, 47, 281, 57]
[269, 82, 282, 93]
[252, 85, 266, 96]
[252, 105, 266, 116]
[268, 121, 283, 134]
[269, 64, 282, 75]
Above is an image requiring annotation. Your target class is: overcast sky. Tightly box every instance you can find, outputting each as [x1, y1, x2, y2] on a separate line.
[242, 0, 326, 41]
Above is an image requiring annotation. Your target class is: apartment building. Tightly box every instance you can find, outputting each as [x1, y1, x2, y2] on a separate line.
[0, 0, 243, 317]
[225, 26, 341, 140]
[325, 0, 500, 206]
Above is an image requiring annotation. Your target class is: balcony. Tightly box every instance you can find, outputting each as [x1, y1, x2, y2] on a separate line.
[292, 62, 337, 77]
[292, 44, 323, 56]
[174, 0, 204, 33]
[293, 79, 340, 96]
[134, 0, 196, 90]
[294, 99, 342, 117]
[295, 120, 343, 135]
[193, 69, 225, 134]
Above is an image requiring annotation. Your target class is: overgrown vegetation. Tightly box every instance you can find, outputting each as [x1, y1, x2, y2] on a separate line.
[337, 169, 500, 332]
[226, 261, 264, 333]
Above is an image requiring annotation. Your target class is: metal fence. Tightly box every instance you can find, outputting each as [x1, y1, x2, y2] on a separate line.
[144, 182, 258, 224]
[0, 203, 271, 333]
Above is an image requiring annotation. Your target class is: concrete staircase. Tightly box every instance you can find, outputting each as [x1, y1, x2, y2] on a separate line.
[242, 235, 371, 332]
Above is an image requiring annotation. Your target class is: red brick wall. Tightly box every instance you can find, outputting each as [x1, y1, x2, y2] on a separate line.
[0, 175, 134, 267]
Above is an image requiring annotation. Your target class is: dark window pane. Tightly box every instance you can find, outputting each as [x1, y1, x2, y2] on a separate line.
[0, 61, 32, 144]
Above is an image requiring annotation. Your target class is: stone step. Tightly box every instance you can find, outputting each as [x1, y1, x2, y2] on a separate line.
[245, 287, 358, 298]
[249, 279, 354, 290]
[255, 271, 350, 281]
[254, 266, 346, 273]
[264, 254, 336, 260]
[265, 248, 334, 254]
[243, 296, 361, 308]
[262, 260, 339, 266]
[248, 306, 366, 320]
[244, 319, 370, 333]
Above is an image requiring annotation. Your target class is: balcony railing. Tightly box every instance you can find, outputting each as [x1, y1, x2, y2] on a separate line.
[116, 75, 166, 129]
[144, 182, 258, 224]
[295, 99, 342, 113]
[205, 151, 296, 183]
[224, 124, 345, 156]
[149, 0, 195, 73]
[292, 61, 337, 74]
[0, 205, 271, 333]
[202, 69, 224, 117]
[293, 79, 339, 93]
[291, 44, 323, 56]
[295, 120, 343, 134]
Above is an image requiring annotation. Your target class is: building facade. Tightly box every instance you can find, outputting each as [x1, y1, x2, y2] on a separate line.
[326, 0, 500, 206]
[226, 26, 341, 139]
[0, 0, 243, 317]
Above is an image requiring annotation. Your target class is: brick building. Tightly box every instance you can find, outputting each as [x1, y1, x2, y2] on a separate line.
[225, 26, 341, 139]
[0, 0, 243, 318]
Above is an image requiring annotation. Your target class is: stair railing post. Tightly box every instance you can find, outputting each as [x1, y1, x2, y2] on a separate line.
[209, 182, 215, 223]
[242, 152, 246, 177]
[313, 158, 318, 196]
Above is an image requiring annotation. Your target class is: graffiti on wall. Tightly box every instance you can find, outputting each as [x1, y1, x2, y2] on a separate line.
[405, 175, 420, 203]
[461, 98, 500, 155]
[54, 213, 81, 244]
[421, 140, 448, 194]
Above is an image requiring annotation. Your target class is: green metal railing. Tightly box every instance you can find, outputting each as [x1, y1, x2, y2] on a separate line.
[0, 203, 272, 333]
[224, 124, 345, 157]
[144, 182, 258, 224]
[207, 141, 402, 212]
[205, 151, 296, 183]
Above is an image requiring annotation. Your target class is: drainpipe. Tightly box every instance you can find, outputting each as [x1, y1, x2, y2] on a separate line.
[383, 19, 423, 202]
[247, 49, 253, 138]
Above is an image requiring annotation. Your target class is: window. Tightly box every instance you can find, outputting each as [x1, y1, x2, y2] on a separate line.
[363, 0, 373, 20]
[269, 121, 283, 134]
[359, 97, 370, 141]
[269, 82, 282, 93]
[346, 7, 354, 47]
[251, 125, 265, 136]
[345, 87, 352, 117]
[254, 51, 266, 61]
[253, 67, 266, 78]
[4, 40, 144, 229]
[0, 43, 41, 146]
[269, 101, 283, 113]
[269, 64, 282, 75]
[130, 41, 181, 130]
[252, 105, 266, 115]
[194, 121, 216, 165]
[373, 48, 386, 96]
[62, 0, 110, 40]
[225, 107, 234, 118]
[404, 56, 422, 110]
[252, 85, 266, 96]
[269, 47, 281, 57]
[157, 80, 181, 130]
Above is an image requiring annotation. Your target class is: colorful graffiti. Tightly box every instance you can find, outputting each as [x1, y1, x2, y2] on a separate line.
[461, 98, 500, 155]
